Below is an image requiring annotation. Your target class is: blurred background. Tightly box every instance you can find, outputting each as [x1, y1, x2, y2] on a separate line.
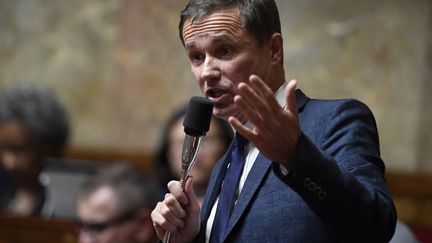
[0, 0, 431, 242]
[1, 0, 431, 172]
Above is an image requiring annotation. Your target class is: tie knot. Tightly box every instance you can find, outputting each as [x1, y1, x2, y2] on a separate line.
[234, 133, 248, 148]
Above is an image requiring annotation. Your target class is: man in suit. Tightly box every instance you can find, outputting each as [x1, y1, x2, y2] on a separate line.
[151, 0, 397, 242]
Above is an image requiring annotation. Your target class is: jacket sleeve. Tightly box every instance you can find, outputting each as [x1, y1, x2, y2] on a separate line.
[277, 99, 397, 242]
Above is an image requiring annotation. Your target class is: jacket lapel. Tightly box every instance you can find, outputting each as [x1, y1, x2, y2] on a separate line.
[223, 153, 272, 241]
[295, 89, 308, 112]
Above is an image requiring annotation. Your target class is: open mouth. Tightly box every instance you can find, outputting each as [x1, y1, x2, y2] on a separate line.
[205, 87, 231, 101]
[206, 88, 226, 99]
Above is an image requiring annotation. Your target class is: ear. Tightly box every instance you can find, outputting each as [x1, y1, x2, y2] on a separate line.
[134, 208, 157, 243]
[269, 33, 283, 65]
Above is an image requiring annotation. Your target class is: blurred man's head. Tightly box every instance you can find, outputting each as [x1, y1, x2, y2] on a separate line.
[76, 163, 159, 243]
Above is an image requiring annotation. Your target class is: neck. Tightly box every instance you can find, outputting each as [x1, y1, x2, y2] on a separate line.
[266, 66, 285, 93]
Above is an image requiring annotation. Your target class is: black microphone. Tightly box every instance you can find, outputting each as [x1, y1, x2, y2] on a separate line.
[163, 96, 213, 243]
[183, 96, 214, 136]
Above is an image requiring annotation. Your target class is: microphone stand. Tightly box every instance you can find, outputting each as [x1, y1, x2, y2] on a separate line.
[163, 134, 203, 243]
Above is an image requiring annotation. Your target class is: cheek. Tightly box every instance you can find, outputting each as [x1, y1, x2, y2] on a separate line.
[2, 156, 30, 172]
[191, 66, 205, 88]
[222, 56, 255, 84]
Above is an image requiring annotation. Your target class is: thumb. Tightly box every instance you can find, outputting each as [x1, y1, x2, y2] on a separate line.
[184, 176, 197, 208]
[285, 79, 298, 115]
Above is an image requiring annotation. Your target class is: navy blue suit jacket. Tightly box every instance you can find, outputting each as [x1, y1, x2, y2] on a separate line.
[196, 90, 397, 242]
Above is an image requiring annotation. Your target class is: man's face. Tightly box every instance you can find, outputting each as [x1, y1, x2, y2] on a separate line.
[182, 9, 273, 122]
[77, 186, 140, 243]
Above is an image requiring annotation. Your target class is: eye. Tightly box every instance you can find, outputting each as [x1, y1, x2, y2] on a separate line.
[189, 52, 204, 64]
[220, 46, 232, 56]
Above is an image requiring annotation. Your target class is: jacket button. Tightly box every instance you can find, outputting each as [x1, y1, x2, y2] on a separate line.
[318, 191, 327, 200]
[308, 182, 316, 191]
[314, 186, 322, 195]
[303, 177, 312, 187]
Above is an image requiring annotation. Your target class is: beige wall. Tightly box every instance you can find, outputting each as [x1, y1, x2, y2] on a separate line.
[0, 0, 431, 172]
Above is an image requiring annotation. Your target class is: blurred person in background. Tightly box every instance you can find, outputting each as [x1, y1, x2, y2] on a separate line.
[0, 84, 70, 216]
[76, 162, 159, 243]
[155, 106, 233, 205]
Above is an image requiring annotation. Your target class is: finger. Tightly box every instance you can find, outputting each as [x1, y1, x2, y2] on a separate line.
[167, 180, 189, 206]
[151, 205, 166, 239]
[237, 75, 277, 118]
[249, 75, 281, 109]
[248, 75, 285, 127]
[228, 116, 255, 141]
[233, 92, 264, 129]
[237, 77, 265, 111]
[184, 176, 196, 204]
[163, 192, 187, 220]
[151, 203, 181, 235]
[184, 176, 200, 213]
[236, 83, 269, 124]
[285, 79, 298, 116]
[153, 224, 165, 240]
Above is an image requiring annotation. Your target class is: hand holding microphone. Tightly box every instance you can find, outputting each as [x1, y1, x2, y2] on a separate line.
[158, 96, 213, 243]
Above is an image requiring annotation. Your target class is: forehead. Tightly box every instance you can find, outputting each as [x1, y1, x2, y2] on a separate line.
[0, 122, 30, 145]
[182, 9, 246, 47]
[78, 186, 117, 221]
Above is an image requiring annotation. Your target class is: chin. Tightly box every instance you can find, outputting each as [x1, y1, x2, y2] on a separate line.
[212, 109, 229, 120]
[213, 106, 239, 121]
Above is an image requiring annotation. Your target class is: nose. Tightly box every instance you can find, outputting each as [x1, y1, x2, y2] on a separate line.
[200, 56, 220, 83]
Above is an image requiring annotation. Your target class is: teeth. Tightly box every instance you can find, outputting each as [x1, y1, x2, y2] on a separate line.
[209, 89, 225, 98]
[213, 91, 223, 98]
[207, 88, 228, 99]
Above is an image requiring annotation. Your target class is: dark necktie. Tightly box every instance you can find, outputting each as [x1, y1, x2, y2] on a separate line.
[209, 134, 248, 243]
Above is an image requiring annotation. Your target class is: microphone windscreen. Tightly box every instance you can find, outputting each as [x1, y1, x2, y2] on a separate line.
[183, 96, 213, 136]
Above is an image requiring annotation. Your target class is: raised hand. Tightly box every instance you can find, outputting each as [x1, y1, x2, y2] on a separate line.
[228, 75, 300, 168]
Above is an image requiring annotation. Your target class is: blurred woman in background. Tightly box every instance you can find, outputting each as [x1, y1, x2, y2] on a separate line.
[0, 84, 70, 216]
